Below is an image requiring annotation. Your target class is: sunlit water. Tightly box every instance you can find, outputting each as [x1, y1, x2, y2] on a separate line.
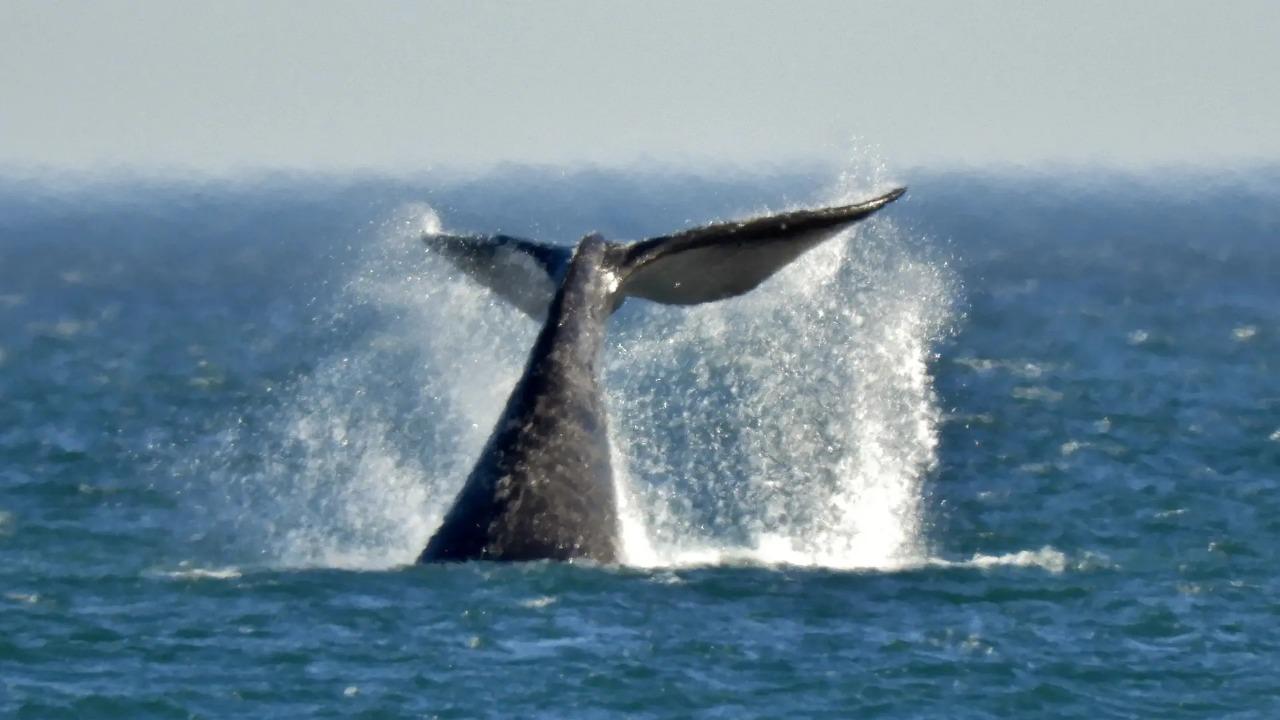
[2, 167, 1278, 717]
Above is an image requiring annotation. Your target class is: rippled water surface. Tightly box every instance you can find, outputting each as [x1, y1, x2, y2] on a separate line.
[2, 168, 1278, 717]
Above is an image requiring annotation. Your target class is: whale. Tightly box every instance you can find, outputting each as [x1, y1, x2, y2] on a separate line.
[417, 187, 906, 563]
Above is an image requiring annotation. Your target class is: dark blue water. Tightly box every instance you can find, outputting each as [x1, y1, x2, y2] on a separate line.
[2, 167, 1278, 717]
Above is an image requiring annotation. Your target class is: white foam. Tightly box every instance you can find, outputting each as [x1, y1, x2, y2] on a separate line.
[955, 356, 1058, 379]
[154, 565, 244, 580]
[625, 544, 1076, 575]
[1232, 325, 1257, 341]
[939, 547, 1069, 573]
[1012, 386, 1064, 403]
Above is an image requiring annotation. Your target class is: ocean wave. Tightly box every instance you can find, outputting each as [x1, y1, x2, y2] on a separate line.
[625, 539, 1082, 575]
[149, 565, 244, 581]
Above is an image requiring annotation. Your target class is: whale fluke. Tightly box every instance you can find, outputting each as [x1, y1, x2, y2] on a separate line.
[428, 233, 572, 319]
[418, 187, 906, 563]
[619, 187, 906, 305]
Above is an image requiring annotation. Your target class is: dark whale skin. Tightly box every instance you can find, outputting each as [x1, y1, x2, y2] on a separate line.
[419, 236, 621, 562]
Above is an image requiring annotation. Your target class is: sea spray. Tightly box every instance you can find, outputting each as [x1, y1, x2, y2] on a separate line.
[201, 185, 954, 570]
[199, 204, 530, 568]
[607, 211, 955, 569]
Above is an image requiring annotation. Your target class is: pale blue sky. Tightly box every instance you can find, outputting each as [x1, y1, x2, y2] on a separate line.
[2, 1, 1277, 175]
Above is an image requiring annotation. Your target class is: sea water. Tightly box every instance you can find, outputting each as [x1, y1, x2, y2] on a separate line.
[1, 166, 1277, 717]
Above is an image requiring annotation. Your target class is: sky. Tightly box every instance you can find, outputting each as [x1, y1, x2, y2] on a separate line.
[2, 1, 1277, 175]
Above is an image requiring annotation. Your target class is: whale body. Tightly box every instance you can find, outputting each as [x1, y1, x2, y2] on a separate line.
[417, 188, 906, 563]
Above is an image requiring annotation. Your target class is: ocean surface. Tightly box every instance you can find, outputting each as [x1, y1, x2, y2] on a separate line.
[2, 165, 1278, 718]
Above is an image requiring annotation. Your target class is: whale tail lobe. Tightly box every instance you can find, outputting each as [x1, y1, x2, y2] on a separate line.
[614, 187, 904, 306]
[424, 187, 905, 315]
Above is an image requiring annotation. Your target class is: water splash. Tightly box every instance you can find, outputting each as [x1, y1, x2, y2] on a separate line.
[200, 204, 530, 569]
[608, 192, 954, 570]
[593, 153, 960, 570]
[200, 175, 956, 572]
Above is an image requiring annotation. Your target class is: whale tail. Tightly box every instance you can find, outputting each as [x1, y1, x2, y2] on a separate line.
[424, 187, 905, 315]
[417, 187, 906, 563]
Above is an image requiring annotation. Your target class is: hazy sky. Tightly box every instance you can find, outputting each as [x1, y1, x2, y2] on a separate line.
[2, 1, 1277, 175]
